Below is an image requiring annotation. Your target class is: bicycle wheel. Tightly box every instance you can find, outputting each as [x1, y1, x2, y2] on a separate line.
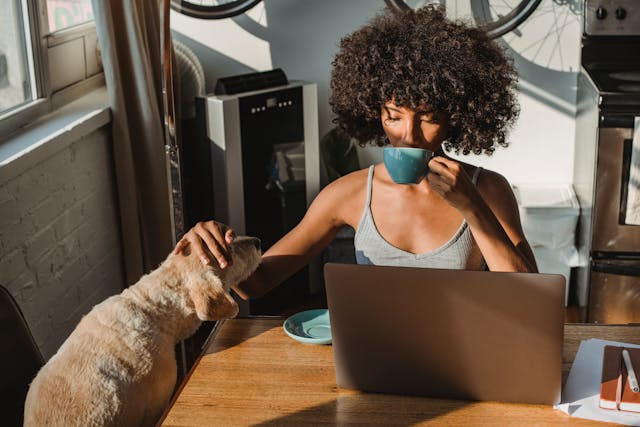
[170, 0, 263, 20]
[384, 0, 543, 39]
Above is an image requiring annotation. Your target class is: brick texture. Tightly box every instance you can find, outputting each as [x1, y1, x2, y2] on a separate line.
[0, 127, 125, 359]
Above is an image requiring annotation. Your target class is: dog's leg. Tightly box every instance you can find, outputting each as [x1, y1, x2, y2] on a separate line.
[140, 344, 177, 426]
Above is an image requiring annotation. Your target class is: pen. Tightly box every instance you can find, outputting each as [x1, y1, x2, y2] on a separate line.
[622, 349, 640, 393]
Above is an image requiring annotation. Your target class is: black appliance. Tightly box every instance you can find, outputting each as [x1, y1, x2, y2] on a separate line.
[195, 81, 320, 316]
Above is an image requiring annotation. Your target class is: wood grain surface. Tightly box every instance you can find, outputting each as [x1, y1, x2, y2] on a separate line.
[160, 319, 640, 426]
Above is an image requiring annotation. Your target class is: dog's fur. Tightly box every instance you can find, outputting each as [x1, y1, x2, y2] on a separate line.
[23, 236, 261, 427]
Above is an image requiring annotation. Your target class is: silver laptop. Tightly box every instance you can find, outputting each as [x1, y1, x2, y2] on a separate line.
[324, 263, 565, 405]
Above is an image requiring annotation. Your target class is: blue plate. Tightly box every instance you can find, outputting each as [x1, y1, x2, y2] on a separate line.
[283, 309, 332, 345]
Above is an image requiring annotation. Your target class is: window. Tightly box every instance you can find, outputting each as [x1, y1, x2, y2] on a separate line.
[0, 0, 101, 139]
[0, 0, 36, 117]
[47, 0, 94, 33]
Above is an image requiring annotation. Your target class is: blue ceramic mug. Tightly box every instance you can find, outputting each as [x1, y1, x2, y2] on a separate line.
[383, 147, 435, 184]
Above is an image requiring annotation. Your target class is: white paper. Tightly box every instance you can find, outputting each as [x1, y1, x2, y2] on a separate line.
[554, 338, 640, 426]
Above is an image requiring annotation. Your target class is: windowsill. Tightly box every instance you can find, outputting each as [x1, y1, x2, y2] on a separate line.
[0, 87, 111, 182]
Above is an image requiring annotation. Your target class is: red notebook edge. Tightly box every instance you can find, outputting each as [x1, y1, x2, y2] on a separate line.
[599, 346, 640, 413]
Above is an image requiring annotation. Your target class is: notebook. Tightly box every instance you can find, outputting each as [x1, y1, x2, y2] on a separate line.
[324, 263, 566, 405]
[600, 346, 640, 412]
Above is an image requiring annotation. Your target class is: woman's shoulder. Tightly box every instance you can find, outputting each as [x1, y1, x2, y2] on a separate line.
[473, 166, 512, 193]
[313, 167, 370, 205]
[326, 166, 371, 191]
[310, 167, 371, 226]
[450, 159, 510, 191]
[471, 165, 518, 214]
[449, 159, 514, 205]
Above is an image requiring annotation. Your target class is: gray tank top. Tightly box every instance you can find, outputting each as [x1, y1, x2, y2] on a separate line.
[354, 165, 486, 270]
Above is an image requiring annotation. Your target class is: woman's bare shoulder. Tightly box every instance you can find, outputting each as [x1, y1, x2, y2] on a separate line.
[475, 167, 512, 195]
[474, 167, 519, 218]
[324, 167, 370, 195]
[310, 167, 370, 225]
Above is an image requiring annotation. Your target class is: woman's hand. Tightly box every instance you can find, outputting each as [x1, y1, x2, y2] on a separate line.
[173, 220, 235, 268]
[427, 156, 480, 213]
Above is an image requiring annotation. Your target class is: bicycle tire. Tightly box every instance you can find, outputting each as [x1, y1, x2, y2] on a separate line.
[170, 0, 263, 20]
[384, 0, 543, 39]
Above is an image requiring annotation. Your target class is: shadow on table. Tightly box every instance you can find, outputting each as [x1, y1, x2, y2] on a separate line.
[250, 393, 470, 426]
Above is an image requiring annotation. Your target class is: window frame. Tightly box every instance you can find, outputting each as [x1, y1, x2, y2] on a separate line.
[0, 0, 103, 141]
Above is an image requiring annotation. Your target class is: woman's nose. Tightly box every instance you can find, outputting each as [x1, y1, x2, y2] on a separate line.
[400, 119, 424, 147]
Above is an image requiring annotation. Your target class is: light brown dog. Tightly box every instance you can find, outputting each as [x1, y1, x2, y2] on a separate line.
[23, 236, 261, 427]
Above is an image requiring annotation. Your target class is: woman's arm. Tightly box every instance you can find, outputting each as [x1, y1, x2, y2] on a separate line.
[464, 171, 537, 273]
[233, 190, 345, 299]
[239, 172, 370, 298]
[176, 175, 360, 299]
[428, 157, 537, 273]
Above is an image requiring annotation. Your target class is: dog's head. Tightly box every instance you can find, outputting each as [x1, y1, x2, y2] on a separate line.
[182, 236, 261, 320]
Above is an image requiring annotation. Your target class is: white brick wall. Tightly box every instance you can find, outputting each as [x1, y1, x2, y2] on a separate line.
[0, 126, 125, 359]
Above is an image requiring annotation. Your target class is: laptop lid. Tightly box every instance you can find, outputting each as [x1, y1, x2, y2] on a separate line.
[324, 263, 565, 405]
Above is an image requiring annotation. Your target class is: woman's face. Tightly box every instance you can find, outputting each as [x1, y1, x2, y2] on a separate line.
[381, 101, 448, 151]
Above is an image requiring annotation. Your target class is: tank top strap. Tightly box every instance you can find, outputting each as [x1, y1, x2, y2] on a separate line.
[471, 166, 483, 186]
[365, 165, 375, 207]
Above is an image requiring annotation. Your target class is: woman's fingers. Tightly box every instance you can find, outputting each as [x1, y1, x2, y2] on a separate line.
[225, 229, 235, 244]
[427, 172, 449, 193]
[174, 221, 237, 268]
[173, 238, 187, 255]
[431, 156, 459, 169]
[199, 231, 226, 267]
[428, 158, 464, 196]
[428, 158, 455, 184]
[199, 222, 232, 268]
[427, 158, 478, 212]
[430, 156, 465, 178]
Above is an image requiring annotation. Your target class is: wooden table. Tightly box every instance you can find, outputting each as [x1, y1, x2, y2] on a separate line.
[160, 319, 640, 426]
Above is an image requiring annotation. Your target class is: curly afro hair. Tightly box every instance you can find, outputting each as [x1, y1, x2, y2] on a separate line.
[329, 5, 519, 155]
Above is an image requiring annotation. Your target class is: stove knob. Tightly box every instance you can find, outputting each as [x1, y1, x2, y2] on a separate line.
[615, 7, 627, 20]
[596, 7, 607, 20]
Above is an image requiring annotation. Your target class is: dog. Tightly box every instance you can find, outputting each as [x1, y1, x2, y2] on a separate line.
[23, 236, 261, 427]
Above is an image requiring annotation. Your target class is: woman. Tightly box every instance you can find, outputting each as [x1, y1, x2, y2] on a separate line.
[174, 5, 537, 301]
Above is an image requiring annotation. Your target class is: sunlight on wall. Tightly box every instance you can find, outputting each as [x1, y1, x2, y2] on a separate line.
[170, 2, 272, 72]
[456, 89, 577, 184]
[502, 0, 581, 73]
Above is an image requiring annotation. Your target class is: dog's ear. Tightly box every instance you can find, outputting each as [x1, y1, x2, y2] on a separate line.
[188, 270, 239, 321]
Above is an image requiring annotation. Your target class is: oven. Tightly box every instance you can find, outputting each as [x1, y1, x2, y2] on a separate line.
[574, 0, 640, 323]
